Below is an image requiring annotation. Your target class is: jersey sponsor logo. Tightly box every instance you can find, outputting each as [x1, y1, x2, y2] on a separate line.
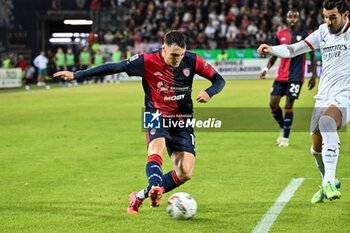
[154, 71, 163, 77]
[203, 62, 210, 70]
[164, 94, 185, 101]
[182, 68, 190, 77]
[157, 81, 170, 94]
[281, 37, 286, 41]
[321, 44, 347, 61]
[129, 54, 139, 62]
[322, 44, 347, 53]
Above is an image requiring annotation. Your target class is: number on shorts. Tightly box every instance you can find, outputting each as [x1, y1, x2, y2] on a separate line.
[289, 83, 300, 94]
[190, 134, 195, 146]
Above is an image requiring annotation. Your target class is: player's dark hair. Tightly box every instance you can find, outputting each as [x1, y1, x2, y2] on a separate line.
[164, 31, 187, 48]
[287, 8, 300, 17]
[323, 0, 348, 14]
[288, 8, 299, 14]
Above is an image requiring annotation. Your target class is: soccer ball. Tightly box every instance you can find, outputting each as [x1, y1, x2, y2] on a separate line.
[166, 192, 197, 220]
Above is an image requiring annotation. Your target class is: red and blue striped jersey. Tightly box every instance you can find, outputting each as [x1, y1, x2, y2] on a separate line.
[275, 28, 308, 82]
[123, 50, 215, 116]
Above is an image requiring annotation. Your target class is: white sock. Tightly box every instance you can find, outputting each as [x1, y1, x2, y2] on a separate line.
[319, 115, 340, 186]
[136, 189, 146, 200]
[310, 146, 324, 179]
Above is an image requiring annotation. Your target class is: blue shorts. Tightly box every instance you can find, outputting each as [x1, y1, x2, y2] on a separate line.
[38, 69, 47, 76]
[271, 80, 303, 99]
[146, 126, 196, 156]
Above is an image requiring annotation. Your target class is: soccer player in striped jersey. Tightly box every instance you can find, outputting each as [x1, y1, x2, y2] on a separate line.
[258, 0, 349, 203]
[260, 9, 317, 147]
[54, 31, 225, 213]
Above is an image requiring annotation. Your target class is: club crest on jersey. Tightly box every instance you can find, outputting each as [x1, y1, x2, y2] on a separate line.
[345, 33, 350, 41]
[296, 35, 302, 41]
[182, 68, 190, 77]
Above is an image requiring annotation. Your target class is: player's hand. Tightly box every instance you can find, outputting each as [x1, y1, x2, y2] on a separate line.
[53, 71, 74, 81]
[196, 91, 211, 103]
[308, 76, 316, 90]
[257, 44, 272, 56]
[260, 71, 267, 79]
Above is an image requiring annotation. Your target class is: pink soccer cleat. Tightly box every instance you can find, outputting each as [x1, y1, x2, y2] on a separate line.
[148, 186, 164, 207]
[127, 192, 143, 214]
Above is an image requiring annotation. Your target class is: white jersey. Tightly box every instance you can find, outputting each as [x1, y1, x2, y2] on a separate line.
[305, 19, 350, 101]
[33, 55, 48, 69]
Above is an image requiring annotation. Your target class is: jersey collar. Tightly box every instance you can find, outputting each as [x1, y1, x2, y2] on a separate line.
[340, 19, 350, 34]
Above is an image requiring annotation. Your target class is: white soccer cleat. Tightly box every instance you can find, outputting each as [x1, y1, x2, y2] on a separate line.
[278, 138, 289, 147]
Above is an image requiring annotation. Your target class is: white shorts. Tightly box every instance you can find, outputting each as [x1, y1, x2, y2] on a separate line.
[310, 93, 350, 134]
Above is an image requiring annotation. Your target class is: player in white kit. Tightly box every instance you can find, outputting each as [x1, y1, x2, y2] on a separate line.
[257, 0, 349, 203]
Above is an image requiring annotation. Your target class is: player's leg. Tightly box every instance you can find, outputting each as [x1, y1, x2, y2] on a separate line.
[162, 151, 196, 194]
[162, 127, 195, 193]
[311, 131, 324, 178]
[128, 131, 167, 214]
[146, 137, 167, 207]
[270, 81, 285, 144]
[278, 97, 295, 147]
[270, 95, 283, 144]
[319, 105, 342, 200]
[310, 130, 325, 204]
[279, 81, 302, 147]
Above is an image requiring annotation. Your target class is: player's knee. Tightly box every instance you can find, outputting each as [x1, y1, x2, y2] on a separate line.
[177, 170, 193, 182]
[269, 104, 279, 111]
[318, 115, 337, 132]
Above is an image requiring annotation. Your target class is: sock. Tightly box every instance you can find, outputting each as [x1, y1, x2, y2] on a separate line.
[145, 154, 163, 192]
[136, 189, 147, 200]
[319, 115, 340, 186]
[271, 106, 284, 129]
[162, 170, 184, 193]
[283, 108, 293, 139]
[310, 146, 324, 179]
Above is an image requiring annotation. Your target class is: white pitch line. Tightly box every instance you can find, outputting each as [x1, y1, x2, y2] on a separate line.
[252, 178, 305, 233]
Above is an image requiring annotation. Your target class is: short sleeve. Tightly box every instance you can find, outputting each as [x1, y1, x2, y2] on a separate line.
[305, 28, 321, 50]
[195, 55, 214, 79]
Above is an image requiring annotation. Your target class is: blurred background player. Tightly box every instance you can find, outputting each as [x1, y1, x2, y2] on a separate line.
[79, 47, 91, 83]
[15, 54, 28, 80]
[111, 45, 121, 82]
[66, 48, 77, 86]
[33, 51, 48, 87]
[55, 47, 66, 72]
[92, 49, 104, 83]
[54, 30, 225, 214]
[55, 47, 66, 85]
[24, 64, 35, 91]
[260, 9, 317, 147]
[257, 0, 348, 203]
[65, 48, 75, 72]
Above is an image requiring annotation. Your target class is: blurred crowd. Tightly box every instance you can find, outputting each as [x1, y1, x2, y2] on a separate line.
[91, 0, 325, 51]
[1, 0, 328, 87]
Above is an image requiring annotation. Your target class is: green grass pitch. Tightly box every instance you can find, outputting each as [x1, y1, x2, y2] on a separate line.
[1, 79, 349, 233]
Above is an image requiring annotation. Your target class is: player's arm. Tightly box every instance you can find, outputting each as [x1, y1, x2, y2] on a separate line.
[308, 50, 317, 90]
[197, 70, 226, 103]
[54, 55, 144, 81]
[258, 40, 312, 58]
[260, 56, 277, 79]
[54, 61, 127, 80]
[195, 54, 225, 103]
